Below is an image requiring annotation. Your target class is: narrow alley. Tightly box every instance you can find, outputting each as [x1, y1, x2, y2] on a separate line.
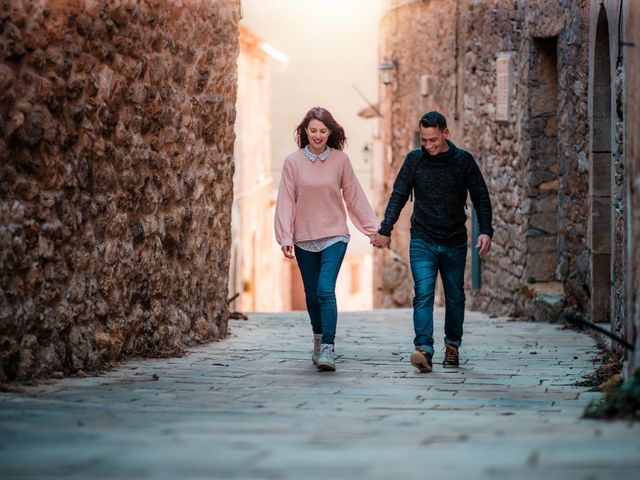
[1, 309, 638, 479]
[2, 1, 640, 478]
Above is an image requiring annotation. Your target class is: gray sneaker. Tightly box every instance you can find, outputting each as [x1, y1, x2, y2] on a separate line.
[317, 343, 336, 371]
[312, 334, 323, 365]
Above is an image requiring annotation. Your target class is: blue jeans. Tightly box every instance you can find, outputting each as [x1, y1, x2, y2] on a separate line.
[294, 242, 348, 345]
[409, 238, 467, 355]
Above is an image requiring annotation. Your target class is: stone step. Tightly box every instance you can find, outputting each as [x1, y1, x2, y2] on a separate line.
[526, 282, 565, 322]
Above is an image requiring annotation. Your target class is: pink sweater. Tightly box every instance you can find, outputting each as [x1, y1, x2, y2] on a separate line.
[274, 149, 379, 246]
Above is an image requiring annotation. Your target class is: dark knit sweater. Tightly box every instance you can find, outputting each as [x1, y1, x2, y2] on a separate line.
[378, 140, 493, 246]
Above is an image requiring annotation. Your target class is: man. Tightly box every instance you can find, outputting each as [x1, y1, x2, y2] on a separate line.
[372, 111, 493, 373]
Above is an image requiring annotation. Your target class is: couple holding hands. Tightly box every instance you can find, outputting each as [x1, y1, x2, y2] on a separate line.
[275, 107, 493, 372]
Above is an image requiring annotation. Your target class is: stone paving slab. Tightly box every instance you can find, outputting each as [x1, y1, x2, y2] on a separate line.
[1, 308, 639, 480]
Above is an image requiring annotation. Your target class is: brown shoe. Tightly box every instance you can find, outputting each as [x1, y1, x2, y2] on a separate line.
[443, 344, 459, 368]
[410, 347, 433, 373]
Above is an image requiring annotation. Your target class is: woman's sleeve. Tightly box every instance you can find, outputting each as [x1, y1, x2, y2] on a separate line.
[341, 156, 380, 236]
[274, 159, 296, 246]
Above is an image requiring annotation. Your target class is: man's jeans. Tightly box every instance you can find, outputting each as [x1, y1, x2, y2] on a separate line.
[295, 241, 348, 345]
[409, 238, 467, 354]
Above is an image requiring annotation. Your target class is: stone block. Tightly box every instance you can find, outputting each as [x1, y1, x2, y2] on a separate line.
[532, 293, 565, 321]
[590, 253, 611, 324]
[590, 152, 612, 196]
[590, 196, 612, 254]
[591, 120, 612, 152]
[527, 234, 557, 254]
[536, 191, 558, 212]
[529, 211, 557, 235]
[525, 252, 558, 283]
[539, 179, 560, 191]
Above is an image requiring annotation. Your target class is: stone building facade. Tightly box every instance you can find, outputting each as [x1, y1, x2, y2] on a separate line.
[230, 26, 290, 313]
[624, 1, 639, 375]
[376, 0, 633, 364]
[0, 0, 240, 381]
[375, 0, 464, 309]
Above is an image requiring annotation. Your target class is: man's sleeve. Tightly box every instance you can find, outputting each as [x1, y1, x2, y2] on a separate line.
[466, 154, 494, 237]
[378, 154, 415, 236]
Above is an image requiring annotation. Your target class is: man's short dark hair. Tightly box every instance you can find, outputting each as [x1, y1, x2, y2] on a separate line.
[419, 111, 447, 131]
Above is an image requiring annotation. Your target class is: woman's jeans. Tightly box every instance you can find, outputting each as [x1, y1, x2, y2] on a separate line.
[295, 242, 347, 345]
[409, 238, 467, 355]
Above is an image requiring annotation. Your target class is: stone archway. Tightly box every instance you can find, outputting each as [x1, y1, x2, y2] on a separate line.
[590, 5, 612, 324]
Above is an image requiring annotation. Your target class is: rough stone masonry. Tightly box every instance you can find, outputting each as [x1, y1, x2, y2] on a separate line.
[0, 0, 240, 381]
[376, 1, 624, 326]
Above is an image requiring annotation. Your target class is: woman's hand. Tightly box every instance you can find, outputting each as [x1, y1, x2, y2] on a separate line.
[281, 245, 295, 259]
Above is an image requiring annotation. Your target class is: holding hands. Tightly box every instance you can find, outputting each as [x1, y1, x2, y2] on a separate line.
[369, 232, 491, 255]
[369, 233, 390, 249]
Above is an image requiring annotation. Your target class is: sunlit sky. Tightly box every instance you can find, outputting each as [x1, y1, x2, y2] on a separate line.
[240, 0, 384, 192]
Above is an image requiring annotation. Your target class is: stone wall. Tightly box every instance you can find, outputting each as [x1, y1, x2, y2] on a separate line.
[0, 0, 240, 381]
[625, 0, 639, 374]
[376, 0, 462, 308]
[376, 1, 626, 324]
[587, 0, 625, 344]
[462, 0, 594, 320]
[458, 0, 530, 316]
[231, 27, 287, 312]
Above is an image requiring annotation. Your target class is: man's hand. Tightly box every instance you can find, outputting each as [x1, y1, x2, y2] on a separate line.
[476, 234, 491, 256]
[370, 233, 391, 249]
[281, 245, 295, 259]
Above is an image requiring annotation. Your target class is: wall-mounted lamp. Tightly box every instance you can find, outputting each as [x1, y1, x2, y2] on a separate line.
[362, 142, 371, 164]
[378, 57, 399, 85]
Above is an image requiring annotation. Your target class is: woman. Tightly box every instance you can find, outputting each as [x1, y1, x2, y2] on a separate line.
[274, 107, 379, 372]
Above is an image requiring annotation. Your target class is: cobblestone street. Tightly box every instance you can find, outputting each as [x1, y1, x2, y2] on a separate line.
[1, 309, 639, 479]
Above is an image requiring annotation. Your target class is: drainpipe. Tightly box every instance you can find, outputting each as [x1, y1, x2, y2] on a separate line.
[471, 207, 481, 289]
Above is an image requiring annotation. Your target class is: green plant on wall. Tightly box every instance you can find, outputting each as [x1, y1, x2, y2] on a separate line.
[584, 369, 640, 420]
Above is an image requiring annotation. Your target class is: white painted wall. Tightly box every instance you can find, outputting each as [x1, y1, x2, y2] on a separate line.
[240, 0, 384, 311]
